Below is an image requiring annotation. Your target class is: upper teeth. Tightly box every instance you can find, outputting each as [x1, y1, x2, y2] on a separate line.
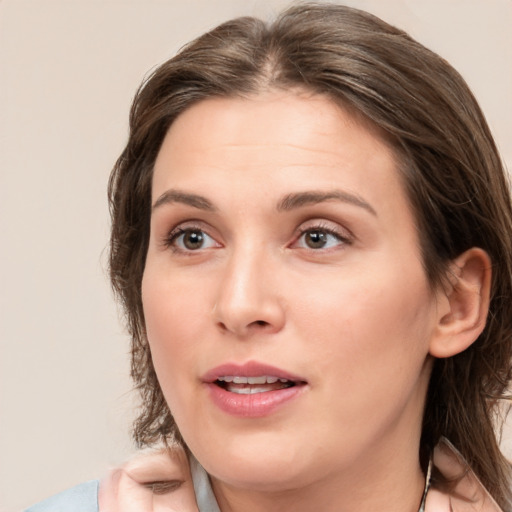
[216, 376, 289, 384]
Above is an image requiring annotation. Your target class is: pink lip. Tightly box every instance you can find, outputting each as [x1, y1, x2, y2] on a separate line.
[202, 361, 308, 418]
[201, 361, 305, 383]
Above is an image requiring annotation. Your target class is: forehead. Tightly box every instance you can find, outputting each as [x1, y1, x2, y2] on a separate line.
[153, 91, 401, 194]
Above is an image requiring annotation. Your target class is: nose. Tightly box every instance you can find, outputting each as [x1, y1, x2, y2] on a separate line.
[213, 248, 286, 338]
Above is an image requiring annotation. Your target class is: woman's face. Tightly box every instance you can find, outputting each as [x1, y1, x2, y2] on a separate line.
[142, 92, 439, 492]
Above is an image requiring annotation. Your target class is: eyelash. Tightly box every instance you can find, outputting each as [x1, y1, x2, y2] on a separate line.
[163, 223, 218, 253]
[162, 221, 353, 254]
[293, 223, 353, 250]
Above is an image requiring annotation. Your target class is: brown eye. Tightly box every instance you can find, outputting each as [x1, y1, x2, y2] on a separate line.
[167, 227, 219, 252]
[304, 230, 329, 249]
[293, 226, 349, 250]
[183, 229, 205, 250]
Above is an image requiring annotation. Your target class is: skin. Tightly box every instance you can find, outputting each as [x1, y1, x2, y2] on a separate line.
[141, 91, 475, 512]
[99, 446, 199, 512]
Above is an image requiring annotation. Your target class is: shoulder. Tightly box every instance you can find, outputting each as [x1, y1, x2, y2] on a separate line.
[24, 480, 99, 512]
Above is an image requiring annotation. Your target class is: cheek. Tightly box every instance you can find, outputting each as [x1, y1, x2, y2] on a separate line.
[141, 271, 205, 402]
[298, 277, 434, 451]
[142, 262, 209, 340]
[292, 261, 435, 390]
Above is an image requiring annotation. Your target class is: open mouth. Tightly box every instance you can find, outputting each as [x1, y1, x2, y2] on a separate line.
[214, 376, 298, 395]
[204, 364, 307, 416]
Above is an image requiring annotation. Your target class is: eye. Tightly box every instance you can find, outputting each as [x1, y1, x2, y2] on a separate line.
[293, 225, 351, 250]
[167, 227, 219, 252]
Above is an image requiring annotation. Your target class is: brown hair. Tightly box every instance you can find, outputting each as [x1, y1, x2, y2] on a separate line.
[109, 3, 512, 507]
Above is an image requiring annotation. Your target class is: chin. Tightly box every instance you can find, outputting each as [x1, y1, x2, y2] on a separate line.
[210, 461, 310, 493]
[194, 435, 323, 492]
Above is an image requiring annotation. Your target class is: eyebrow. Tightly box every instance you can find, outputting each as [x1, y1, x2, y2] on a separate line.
[152, 190, 217, 212]
[277, 190, 377, 216]
[152, 188, 376, 216]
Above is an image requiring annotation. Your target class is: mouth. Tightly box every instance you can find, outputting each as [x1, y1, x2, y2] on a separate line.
[202, 362, 307, 417]
[202, 361, 307, 395]
[214, 375, 298, 395]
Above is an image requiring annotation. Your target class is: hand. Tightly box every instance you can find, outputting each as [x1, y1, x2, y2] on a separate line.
[99, 444, 199, 511]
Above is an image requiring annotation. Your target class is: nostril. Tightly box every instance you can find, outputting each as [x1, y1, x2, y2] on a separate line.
[217, 321, 228, 331]
[216, 319, 271, 335]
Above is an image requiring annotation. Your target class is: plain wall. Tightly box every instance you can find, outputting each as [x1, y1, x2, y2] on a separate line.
[1, 1, 511, 510]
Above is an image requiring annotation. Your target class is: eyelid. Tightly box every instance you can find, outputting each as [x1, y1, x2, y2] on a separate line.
[161, 221, 222, 252]
[290, 219, 354, 249]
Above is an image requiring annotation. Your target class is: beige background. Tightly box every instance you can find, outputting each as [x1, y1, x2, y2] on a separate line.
[1, 0, 511, 510]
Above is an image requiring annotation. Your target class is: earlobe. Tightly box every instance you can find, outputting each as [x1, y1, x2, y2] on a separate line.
[429, 248, 492, 359]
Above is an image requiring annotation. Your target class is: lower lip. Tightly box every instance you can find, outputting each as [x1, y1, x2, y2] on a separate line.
[205, 383, 305, 418]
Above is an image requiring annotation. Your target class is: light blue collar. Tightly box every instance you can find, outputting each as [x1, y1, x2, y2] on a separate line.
[189, 454, 221, 512]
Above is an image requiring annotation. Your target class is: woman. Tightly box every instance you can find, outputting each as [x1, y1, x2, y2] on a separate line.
[27, 3, 512, 511]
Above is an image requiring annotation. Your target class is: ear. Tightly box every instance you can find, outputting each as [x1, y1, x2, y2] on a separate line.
[429, 248, 492, 359]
